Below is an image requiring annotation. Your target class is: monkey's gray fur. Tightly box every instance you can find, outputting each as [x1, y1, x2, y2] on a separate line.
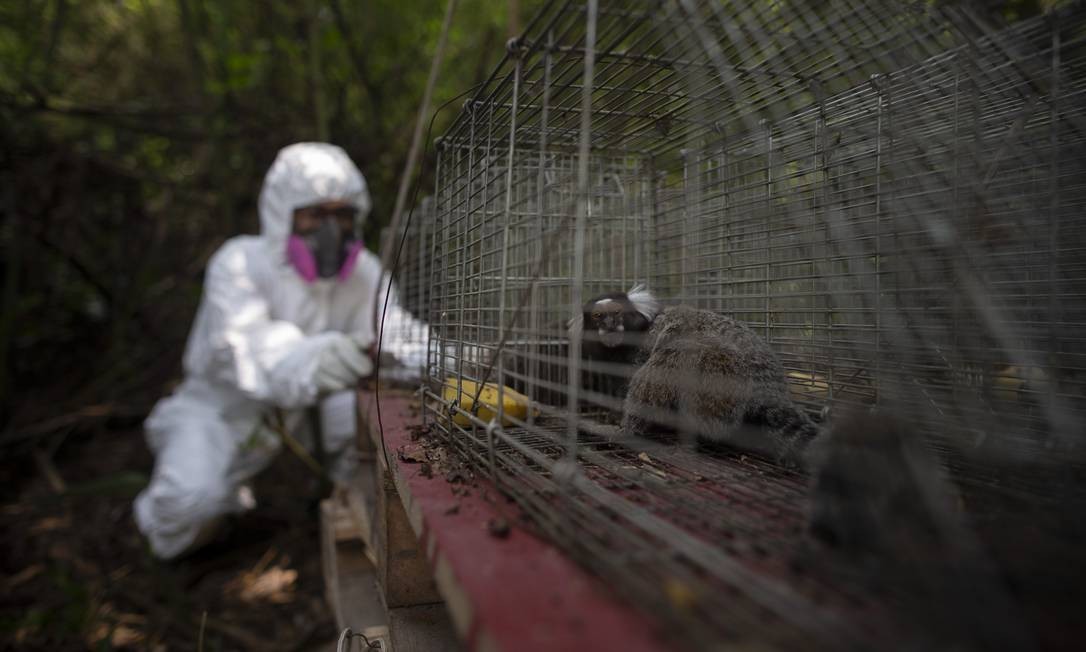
[620, 305, 820, 464]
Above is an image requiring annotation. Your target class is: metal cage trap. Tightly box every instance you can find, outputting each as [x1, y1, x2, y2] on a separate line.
[384, 1, 1086, 649]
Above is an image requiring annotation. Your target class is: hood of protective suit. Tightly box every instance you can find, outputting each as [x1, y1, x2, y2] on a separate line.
[257, 143, 372, 255]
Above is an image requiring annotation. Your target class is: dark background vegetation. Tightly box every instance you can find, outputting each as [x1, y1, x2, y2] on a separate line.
[0, 1, 536, 648]
[0, 0, 534, 441]
[0, 0, 1048, 649]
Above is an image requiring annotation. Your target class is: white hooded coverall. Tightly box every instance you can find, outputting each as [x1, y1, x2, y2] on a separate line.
[134, 143, 426, 559]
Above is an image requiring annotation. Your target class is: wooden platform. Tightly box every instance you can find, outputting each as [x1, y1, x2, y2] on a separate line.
[320, 388, 675, 652]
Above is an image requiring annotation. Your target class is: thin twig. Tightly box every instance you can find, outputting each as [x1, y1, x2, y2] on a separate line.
[2, 403, 150, 447]
[266, 409, 328, 480]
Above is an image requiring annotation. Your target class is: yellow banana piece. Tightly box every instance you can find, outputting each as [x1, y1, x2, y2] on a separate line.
[442, 378, 534, 426]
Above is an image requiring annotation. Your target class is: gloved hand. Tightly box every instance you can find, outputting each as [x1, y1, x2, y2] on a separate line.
[315, 333, 374, 393]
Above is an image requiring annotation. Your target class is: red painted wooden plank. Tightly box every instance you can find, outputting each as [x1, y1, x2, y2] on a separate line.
[359, 390, 676, 652]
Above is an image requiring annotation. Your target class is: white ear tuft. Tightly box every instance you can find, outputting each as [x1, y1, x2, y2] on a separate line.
[567, 314, 584, 339]
[626, 283, 661, 321]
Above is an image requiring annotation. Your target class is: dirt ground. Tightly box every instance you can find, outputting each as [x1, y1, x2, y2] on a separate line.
[1, 422, 340, 651]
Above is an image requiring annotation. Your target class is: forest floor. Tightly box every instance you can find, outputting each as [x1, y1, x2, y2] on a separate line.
[0, 421, 339, 651]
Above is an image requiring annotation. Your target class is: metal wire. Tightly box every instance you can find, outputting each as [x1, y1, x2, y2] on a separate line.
[390, 1, 1086, 648]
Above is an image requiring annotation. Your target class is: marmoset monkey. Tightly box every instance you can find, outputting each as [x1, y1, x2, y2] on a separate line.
[568, 284, 660, 400]
[571, 286, 820, 463]
[622, 305, 821, 463]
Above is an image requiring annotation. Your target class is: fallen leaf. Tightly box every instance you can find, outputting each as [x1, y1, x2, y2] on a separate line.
[86, 604, 147, 649]
[30, 515, 70, 534]
[397, 446, 426, 464]
[227, 565, 298, 604]
[4, 564, 44, 590]
[110, 626, 144, 647]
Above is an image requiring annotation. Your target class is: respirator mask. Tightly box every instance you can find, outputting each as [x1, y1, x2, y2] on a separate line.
[286, 203, 363, 283]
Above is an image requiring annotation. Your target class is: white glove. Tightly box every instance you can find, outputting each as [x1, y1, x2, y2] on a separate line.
[350, 330, 375, 352]
[315, 333, 373, 393]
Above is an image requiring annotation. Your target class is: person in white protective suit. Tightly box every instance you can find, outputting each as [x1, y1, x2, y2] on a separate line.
[134, 142, 427, 559]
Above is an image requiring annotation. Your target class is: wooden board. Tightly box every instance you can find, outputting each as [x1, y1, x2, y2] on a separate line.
[323, 487, 459, 651]
[375, 468, 444, 609]
[320, 499, 386, 634]
[341, 464, 378, 566]
[357, 389, 675, 652]
[387, 604, 462, 652]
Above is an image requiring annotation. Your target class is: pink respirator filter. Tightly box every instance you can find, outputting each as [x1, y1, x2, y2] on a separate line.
[286, 236, 363, 283]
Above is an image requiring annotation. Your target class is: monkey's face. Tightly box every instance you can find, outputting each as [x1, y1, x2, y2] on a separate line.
[587, 299, 629, 348]
[569, 286, 658, 351]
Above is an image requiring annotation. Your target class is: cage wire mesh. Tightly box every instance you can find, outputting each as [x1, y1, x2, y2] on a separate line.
[393, 0, 1086, 648]
[372, 198, 439, 385]
[378, 198, 434, 354]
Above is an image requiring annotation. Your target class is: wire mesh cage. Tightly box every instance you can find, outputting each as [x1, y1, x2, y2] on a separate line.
[396, 1, 1086, 648]
[380, 198, 434, 340]
[374, 200, 434, 383]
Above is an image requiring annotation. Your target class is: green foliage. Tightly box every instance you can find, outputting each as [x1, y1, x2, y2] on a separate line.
[0, 0, 1034, 431]
[0, 0, 542, 430]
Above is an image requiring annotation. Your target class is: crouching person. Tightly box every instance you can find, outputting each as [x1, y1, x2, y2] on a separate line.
[134, 142, 423, 559]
